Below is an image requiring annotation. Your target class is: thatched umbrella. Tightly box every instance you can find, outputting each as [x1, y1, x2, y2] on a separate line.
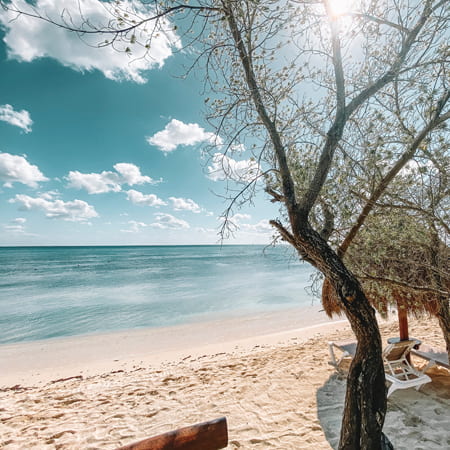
[322, 277, 441, 341]
[322, 219, 449, 346]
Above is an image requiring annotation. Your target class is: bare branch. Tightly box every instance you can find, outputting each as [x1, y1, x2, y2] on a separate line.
[339, 88, 450, 257]
[359, 273, 449, 297]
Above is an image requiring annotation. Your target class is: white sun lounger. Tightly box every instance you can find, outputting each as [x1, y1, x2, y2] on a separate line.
[411, 344, 449, 372]
[328, 340, 357, 371]
[383, 340, 432, 397]
[328, 339, 431, 398]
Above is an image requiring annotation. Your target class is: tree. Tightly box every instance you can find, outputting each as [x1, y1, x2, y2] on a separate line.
[332, 151, 450, 359]
[345, 212, 449, 352]
[2, 1, 448, 448]
[316, 56, 450, 360]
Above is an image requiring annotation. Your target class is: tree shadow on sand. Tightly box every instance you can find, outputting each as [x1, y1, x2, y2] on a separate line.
[316, 367, 450, 450]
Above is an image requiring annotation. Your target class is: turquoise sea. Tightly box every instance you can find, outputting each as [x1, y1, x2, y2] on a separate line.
[0, 245, 316, 344]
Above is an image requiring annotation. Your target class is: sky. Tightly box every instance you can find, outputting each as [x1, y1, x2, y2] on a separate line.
[0, 0, 278, 246]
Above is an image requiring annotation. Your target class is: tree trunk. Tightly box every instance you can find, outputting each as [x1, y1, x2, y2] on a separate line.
[338, 289, 387, 449]
[292, 223, 387, 449]
[436, 298, 450, 361]
[429, 232, 450, 361]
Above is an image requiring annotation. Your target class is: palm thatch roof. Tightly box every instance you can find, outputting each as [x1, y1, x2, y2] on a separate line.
[322, 216, 449, 319]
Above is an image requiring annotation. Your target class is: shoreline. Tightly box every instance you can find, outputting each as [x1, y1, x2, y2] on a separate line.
[0, 314, 448, 449]
[0, 305, 347, 388]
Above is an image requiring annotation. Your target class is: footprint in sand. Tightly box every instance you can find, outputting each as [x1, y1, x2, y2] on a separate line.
[403, 416, 423, 427]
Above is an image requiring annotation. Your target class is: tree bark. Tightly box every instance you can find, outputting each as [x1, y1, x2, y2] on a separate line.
[338, 292, 387, 449]
[430, 233, 450, 361]
[436, 301, 450, 361]
[291, 222, 387, 449]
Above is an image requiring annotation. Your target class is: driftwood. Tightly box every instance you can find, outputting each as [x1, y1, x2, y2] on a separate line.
[116, 417, 228, 450]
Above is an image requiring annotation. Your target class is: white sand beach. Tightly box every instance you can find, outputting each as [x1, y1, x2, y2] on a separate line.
[0, 308, 449, 449]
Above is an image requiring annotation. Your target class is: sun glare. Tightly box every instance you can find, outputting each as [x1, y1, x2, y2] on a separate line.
[328, 0, 355, 17]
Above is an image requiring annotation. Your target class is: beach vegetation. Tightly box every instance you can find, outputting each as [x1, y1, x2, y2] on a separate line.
[322, 173, 450, 360]
[311, 33, 450, 361]
[1, 0, 448, 448]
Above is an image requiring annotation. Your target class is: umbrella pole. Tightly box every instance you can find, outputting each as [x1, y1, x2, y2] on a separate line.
[398, 307, 409, 341]
[397, 306, 412, 364]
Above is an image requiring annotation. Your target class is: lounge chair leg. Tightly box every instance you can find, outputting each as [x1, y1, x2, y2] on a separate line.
[421, 361, 436, 374]
[328, 342, 337, 368]
[387, 384, 396, 398]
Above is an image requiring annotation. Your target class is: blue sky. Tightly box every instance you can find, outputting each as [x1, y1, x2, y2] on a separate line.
[0, 0, 276, 246]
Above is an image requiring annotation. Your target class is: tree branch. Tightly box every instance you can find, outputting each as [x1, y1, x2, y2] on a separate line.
[345, 0, 434, 119]
[265, 187, 285, 203]
[222, 2, 299, 223]
[359, 273, 449, 297]
[298, 0, 436, 218]
[0, 2, 220, 36]
[347, 13, 409, 33]
[298, 1, 347, 216]
[338, 88, 450, 257]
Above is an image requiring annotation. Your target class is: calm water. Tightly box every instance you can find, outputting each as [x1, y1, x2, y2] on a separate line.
[0, 245, 316, 344]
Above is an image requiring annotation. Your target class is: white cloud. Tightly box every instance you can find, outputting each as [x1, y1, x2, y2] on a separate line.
[121, 220, 147, 233]
[150, 213, 189, 229]
[230, 143, 246, 153]
[4, 224, 26, 233]
[67, 163, 156, 194]
[10, 193, 98, 221]
[0, 0, 181, 84]
[4, 217, 27, 233]
[0, 152, 48, 188]
[113, 163, 155, 185]
[196, 226, 216, 234]
[147, 119, 222, 152]
[230, 213, 251, 222]
[4, 217, 30, 234]
[126, 189, 166, 207]
[40, 190, 60, 200]
[223, 214, 272, 234]
[240, 219, 273, 233]
[0, 104, 33, 132]
[207, 153, 261, 182]
[169, 196, 201, 213]
[67, 170, 121, 194]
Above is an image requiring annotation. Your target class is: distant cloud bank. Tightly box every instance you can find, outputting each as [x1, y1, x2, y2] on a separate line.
[120, 213, 191, 233]
[150, 213, 190, 229]
[3, 217, 27, 234]
[10, 192, 98, 222]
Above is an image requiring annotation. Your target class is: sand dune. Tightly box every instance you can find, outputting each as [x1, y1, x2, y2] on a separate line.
[0, 315, 449, 449]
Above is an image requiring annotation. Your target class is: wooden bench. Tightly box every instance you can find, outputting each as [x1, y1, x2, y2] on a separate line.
[116, 417, 228, 450]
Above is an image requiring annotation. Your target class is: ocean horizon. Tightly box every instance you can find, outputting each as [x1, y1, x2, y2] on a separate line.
[0, 245, 318, 345]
